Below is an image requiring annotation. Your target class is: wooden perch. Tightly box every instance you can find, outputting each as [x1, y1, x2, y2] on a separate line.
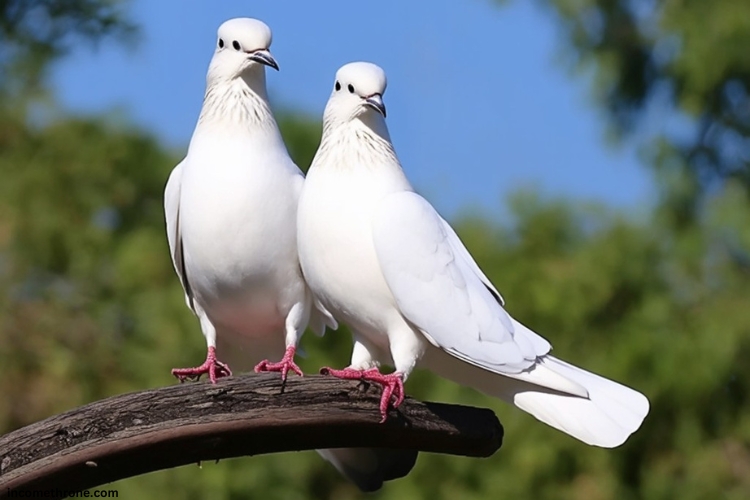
[0, 373, 502, 495]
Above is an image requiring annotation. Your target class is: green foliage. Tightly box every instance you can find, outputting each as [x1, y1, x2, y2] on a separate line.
[533, 0, 750, 216]
[2, 106, 750, 499]
[276, 112, 323, 173]
[1, 1, 749, 499]
[0, 0, 136, 105]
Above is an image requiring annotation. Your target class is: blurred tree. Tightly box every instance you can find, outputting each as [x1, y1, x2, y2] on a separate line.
[1, 1, 750, 499]
[277, 112, 323, 173]
[529, 0, 750, 224]
[0, 0, 135, 105]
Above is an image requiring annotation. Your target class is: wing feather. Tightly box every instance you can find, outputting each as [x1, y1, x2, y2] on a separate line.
[164, 160, 195, 312]
[372, 191, 548, 375]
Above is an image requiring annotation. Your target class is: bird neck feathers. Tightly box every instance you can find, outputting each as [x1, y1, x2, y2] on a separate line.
[315, 116, 399, 171]
[197, 69, 276, 132]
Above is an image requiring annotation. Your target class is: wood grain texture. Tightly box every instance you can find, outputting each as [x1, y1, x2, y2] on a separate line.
[0, 373, 502, 496]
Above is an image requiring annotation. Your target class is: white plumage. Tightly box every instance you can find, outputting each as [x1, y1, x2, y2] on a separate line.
[298, 61, 649, 447]
[164, 18, 335, 383]
[164, 22, 415, 491]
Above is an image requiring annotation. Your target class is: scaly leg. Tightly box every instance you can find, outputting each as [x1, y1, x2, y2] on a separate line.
[172, 346, 232, 384]
[254, 345, 303, 382]
[321, 366, 405, 422]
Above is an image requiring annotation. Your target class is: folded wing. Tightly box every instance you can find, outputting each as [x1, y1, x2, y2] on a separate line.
[372, 191, 584, 396]
[164, 159, 195, 312]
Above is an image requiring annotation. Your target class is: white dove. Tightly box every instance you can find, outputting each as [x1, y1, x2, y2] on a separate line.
[164, 18, 335, 383]
[297, 62, 650, 447]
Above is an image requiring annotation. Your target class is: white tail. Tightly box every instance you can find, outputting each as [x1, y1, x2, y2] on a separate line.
[423, 347, 649, 448]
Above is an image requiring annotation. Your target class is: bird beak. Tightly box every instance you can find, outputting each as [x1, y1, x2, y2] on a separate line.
[248, 49, 279, 71]
[364, 94, 386, 118]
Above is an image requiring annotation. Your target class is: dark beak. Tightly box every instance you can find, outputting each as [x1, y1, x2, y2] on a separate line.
[364, 94, 386, 118]
[248, 49, 279, 71]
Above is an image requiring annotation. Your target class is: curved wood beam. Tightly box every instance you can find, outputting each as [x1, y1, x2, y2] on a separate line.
[0, 373, 503, 495]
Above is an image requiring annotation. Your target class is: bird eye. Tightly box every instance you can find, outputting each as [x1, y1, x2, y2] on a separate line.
[335, 81, 341, 91]
[218, 38, 224, 48]
[232, 40, 240, 51]
[348, 84, 354, 94]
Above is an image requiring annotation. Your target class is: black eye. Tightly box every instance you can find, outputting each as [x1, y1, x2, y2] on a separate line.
[335, 81, 341, 91]
[348, 84, 355, 94]
[218, 38, 224, 48]
[232, 40, 240, 51]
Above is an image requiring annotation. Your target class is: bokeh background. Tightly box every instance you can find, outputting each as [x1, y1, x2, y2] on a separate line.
[1, 0, 749, 498]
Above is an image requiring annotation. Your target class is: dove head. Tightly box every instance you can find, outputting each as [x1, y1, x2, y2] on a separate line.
[207, 18, 278, 84]
[324, 62, 388, 130]
[198, 18, 280, 128]
[315, 62, 398, 168]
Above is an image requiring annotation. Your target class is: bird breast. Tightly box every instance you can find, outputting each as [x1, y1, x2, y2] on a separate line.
[179, 134, 304, 320]
[298, 165, 403, 337]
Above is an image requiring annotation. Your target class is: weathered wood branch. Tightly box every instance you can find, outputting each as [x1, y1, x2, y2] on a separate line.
[0, 373, 502, 496]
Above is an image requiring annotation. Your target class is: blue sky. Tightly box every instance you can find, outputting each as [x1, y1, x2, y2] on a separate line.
[50, 0, 654, 219]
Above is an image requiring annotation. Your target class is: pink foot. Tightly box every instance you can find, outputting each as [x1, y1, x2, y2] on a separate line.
[320, 367, 404, 422]
[254, 345, 303, 382]
[172, 346, 232, 384]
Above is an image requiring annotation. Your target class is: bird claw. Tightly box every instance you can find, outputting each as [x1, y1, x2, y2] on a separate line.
[254, 345, 303, 382]
[321, 366, 404, 422]
[172, 346, 232, 384]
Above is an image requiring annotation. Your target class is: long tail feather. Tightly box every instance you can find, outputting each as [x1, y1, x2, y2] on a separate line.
[424, 348, 649, 448]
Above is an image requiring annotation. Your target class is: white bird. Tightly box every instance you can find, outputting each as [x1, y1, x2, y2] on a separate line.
[164, 18, 335, 383]
[164, 22, 416, 492]
[298, 62, 650, 447]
